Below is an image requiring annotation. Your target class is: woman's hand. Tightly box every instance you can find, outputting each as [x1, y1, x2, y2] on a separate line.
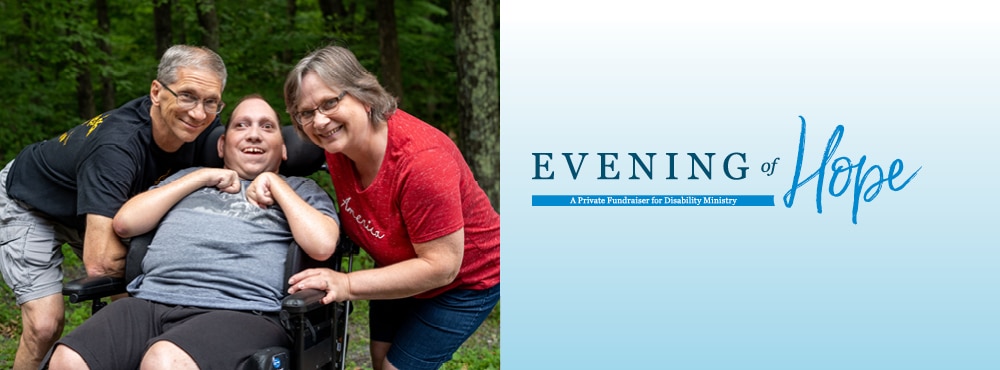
[288, 268, 351, 304]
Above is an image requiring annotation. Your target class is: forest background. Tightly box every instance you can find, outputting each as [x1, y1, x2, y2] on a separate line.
[0, 0, 500, 368]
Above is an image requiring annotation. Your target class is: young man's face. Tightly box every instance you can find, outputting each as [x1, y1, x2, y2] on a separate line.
[218, 98, 287, 180]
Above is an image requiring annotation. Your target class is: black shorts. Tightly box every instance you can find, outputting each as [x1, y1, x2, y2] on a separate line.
[55, 297, 291, 369]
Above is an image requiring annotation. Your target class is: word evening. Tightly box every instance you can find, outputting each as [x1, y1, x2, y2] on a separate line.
[532, 152, 749, 180]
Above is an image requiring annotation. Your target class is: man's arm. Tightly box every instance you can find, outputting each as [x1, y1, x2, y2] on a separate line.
[83, 214, 128, 277]
[112, 168, 241, 238]
[246, 172, 339, 261]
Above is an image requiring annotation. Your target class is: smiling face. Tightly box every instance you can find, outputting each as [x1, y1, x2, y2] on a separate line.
[294, 71, 373, 156]
[150, 67, 225, 152]
[217, 97, 287, 180]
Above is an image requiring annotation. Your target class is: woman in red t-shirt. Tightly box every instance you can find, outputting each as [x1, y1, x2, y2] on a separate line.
[282, 45, 499, 370]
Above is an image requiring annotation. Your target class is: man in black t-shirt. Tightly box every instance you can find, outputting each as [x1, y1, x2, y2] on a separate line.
[0, 45, 227, 370]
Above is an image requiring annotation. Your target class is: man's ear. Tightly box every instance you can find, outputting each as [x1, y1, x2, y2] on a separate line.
[217, 133, 226, 159]
[281, 144, 288, 162]
[150, 80, 161, 105]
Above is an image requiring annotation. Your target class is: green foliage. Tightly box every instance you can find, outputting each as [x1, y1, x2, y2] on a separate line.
[443, 345, 501, 370]
[0, 0, 478, 153]
[397, 0, 459, 135]
[0, 284, 20, 365]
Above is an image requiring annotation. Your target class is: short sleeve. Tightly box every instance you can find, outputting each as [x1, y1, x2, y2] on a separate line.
[76, 144, 141, 219]
[290, 177, 340, 225]
[397, 149, 465, 244]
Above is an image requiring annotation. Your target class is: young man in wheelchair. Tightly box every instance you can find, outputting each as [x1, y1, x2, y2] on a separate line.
[46, 94, 341, 369]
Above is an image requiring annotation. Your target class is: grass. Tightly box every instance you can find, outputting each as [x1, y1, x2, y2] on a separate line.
[0, 244, 500, 369]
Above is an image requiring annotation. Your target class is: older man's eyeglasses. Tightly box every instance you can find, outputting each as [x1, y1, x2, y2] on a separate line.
[157, 79, 225, 114]
[294, 91, 348, 126]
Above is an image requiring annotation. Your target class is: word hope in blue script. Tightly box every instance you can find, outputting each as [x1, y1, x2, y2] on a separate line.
[783, 116, 921, 224]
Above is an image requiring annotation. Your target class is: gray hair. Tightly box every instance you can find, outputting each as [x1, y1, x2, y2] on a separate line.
[156, 45, 227, 89]
[284, 45, 397, 138]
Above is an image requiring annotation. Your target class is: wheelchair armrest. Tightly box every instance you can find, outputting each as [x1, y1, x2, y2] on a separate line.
[271, 236, 359, 370]
[278, 288, 350, 370]
[281, 288, 328, 315]
[63, 275, 127, 303]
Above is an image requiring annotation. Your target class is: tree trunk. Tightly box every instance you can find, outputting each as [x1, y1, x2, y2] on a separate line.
[451, 0, 499, 211]
[74, 44, 95, 120]
[154, 0, 173, 58]
[283, 0, 297, 64]
[69, 6, 94, 120]
[196, 0, 220, 51]
[96, 0, 115, 111]
[318, 0, 347, 33]
[376, 0, 404, 104]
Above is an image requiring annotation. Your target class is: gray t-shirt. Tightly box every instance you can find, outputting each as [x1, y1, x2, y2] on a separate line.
[127, 167, 339, 312]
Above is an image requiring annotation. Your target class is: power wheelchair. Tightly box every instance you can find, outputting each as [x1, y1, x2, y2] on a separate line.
[61, 232, 358, 370]
[56, 124, 357, 370]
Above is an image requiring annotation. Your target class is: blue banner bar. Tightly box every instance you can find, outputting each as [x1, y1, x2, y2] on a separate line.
[532, 195, 775, 206]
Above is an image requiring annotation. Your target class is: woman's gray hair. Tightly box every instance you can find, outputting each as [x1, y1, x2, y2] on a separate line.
[156, 45, 228, 89]
[284, 45, 397, 138]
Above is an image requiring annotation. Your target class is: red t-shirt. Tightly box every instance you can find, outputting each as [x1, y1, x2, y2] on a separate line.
[326, 110, 500, 298]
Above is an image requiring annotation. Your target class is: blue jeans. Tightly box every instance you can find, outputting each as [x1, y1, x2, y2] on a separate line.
[370, 284, 500, 370]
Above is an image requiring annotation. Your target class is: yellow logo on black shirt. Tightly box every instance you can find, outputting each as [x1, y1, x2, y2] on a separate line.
[59, 113, 109, 145]
[85, 114, 109, 136]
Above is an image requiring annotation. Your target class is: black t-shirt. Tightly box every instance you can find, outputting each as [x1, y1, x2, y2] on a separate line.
[5, 96, 219, 230]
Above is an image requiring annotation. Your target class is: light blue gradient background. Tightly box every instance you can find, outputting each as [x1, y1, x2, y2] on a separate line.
[501, 1, 999, 368]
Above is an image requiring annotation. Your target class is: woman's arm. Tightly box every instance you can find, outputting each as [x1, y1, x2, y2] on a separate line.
[288, 228, 463, 304]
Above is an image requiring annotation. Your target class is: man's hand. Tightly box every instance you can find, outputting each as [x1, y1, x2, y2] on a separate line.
[245, 172, 280, 208]
[114, 168, 241, 239]
[195, 168, 242, 194]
